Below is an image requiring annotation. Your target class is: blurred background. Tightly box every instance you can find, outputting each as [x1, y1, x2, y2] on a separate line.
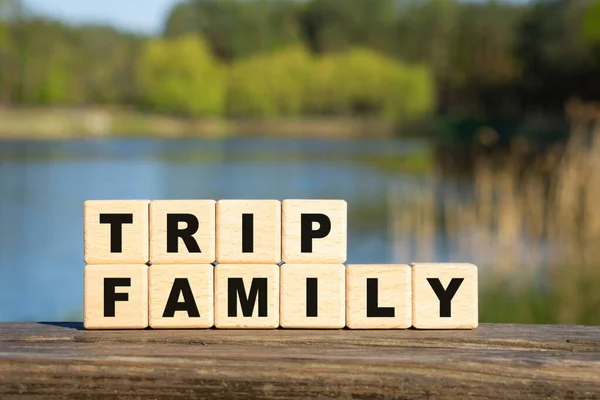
[0, 0, 599, 325]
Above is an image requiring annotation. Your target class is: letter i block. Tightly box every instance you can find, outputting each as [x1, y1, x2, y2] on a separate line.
[346, 264, 411, 329]
[149, 265, 214, 328]
[214, 264, 279, 328]
[282, 200, 347, 263]
[150, 200, 216, 264]
[216, 200, 281, 264]
[84, 200, 150, 264]
[411, 263, 478, 329]
[84, 265, 148, 329]
[280, 264, 345, 329]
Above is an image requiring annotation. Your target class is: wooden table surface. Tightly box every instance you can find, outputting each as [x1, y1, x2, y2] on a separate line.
[0, 322, 599, 398]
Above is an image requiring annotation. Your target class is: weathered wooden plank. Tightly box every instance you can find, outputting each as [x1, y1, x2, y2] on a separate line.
[0, 323, 599, 398]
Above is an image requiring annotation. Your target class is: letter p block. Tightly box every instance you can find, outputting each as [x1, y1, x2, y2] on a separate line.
[282, 200, 347, 263]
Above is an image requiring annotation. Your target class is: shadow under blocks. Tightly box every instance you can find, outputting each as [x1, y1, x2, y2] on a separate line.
[82, 199, 478, 330]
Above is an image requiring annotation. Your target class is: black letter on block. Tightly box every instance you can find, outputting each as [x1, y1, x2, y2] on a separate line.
[228, 278, 267, 317]
[427, 278, 464, 317]
[166, 214, 201, 253]
[100, 214, 133, 253]
[242, 213, 254, 253]
[306, 278, 318, 317]
[163, 278, 200, 318]
[301, 214, 331, 252]
[104, 278, 130, 317]
[366, 278, 395, 317]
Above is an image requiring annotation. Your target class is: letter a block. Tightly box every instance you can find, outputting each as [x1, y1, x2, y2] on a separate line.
[282, 200, 347, 263]
[346, 264, 411, 329]
[280, 264, 345, 329]
[214, 264, 279, 328]
[83, 265, 148, 329]
[150, 200, 216, 264]
[411, 263, 478, 329]
[216, 200, 281, 264]
[84, 200, 150, 264]
[149, 264, 214, 328]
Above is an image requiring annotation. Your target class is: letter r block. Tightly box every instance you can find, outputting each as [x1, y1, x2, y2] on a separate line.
[214, 264, 279, 328]
[411, 263, 478, 329]
[84, 200, 150, 264]
[150, 200, 216, 264]
[282, 200, 347, 263]
[83, 264, 148, 329]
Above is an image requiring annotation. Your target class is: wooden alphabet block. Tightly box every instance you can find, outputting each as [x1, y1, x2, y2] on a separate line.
[149, 264, 214, 329]
[214, 264, 279, 328]
[346, 264, 411, 329]
[216, 200, 281, 264]
[411, 263, 478, 329]
[83, 264, 148, 329]
[84, 200, 150, 264]
[150, 200, 216, 264]
[282, 200, 347, 264]
[280, 264, 345, 329]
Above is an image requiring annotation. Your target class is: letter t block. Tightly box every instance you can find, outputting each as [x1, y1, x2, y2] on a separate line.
[84, 200, 150, 264]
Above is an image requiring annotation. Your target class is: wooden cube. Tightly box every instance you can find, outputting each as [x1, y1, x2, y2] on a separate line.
[411, 263, 478, 329]
[149, 264, 214, 329]
[280, 264, 345, 329]
[84, 264, 148, 329]
[282, 200, 346, 264]
[84, 200, 150, 264]
[346, 264, 411, 329]
[150, 200, 216, 264]
[214, 264, 279, 328]
[216, 200, 281, 264]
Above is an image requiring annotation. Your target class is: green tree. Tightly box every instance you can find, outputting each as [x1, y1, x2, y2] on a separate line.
[137, 35, 225, 116]
[165, 0, 303, 61]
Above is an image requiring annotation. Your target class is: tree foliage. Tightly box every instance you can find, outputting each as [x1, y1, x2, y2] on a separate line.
[0, 0, 598, 122]
[137, 35, 225, 116]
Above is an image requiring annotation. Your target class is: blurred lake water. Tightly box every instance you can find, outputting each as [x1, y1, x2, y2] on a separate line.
[0, 137, 598, 325]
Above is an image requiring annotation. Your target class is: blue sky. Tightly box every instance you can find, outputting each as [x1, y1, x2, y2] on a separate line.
[25, 0, 180, 34]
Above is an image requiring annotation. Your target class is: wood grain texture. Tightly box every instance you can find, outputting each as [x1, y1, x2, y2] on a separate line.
[83, 264, 148, 329]
[0, 323, 599, 399]
[216, 200, 281, 264]
[280, 264, 345, 328]
[149, 264, 214, 329]
[214, 264, 279, 329]
[282, 199, 347, 263]
[412, 263, 478, 329]
[84, 200, 150, 264]
[346, 264, 411, 329]
[149, 200, 216, 264]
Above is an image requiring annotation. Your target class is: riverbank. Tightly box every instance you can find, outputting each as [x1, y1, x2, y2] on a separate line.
[0, 107, 397, 139]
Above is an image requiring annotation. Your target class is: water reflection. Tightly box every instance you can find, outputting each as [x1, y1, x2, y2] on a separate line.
[0, 138, 429, 322]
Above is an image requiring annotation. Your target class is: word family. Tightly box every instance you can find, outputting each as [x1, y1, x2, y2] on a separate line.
[83, 199, 478, 330]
